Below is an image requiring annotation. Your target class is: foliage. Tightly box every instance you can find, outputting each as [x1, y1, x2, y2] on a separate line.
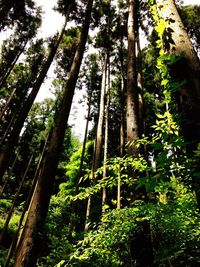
[58, 190, 200, 266]
[1, 0, 200, 266]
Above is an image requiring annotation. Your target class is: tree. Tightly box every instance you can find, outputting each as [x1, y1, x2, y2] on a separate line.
[155, 0, 200, 207]
[0, 9, 70, 183]
[13, 0, 93, 265]
[126, 0, 139, 157]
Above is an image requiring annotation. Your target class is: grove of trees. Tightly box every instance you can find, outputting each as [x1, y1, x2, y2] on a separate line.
[0, 0, 200, 266]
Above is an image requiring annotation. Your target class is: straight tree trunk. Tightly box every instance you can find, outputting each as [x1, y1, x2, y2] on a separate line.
[126, 0, 139, 157]
[68, 94, 91, 239]
[13, 1, 93, 266]
[102, 53, 110, 213]
[117, 163, 121, 209]
[78, 94, 92, 178]
[118, 36, 126, 157]
[0, 88, 17, 123]
[93, 50, 108, 173]
[136, 25, 145, 138]
[156, 0, 200, 208]
[85, 49, 108, 230]
[0, 11, 70, 183]
[126, 1, 154, 266]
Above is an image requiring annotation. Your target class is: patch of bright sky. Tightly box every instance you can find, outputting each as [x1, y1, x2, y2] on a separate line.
[35, 0, 200, 139]
[34, 0, 199, 140]
[1, 0, 199, 140]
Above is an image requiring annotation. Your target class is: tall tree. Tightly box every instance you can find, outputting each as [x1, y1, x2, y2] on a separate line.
[13, 0, 93, 265]
[0, 10, 70, 183]
[85, 49, 108, 231]
[102, 53, 110, 213]
[126, 0, 139, 157]
[156, 0, 200, 207]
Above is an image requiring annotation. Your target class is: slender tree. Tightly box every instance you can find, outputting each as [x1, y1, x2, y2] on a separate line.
[102, 53, 110, 213]
[68, 93, 92, 239]
[14, 0, 93, 265]
[0, 10, 70, 183]
[126, 0, 139, 157]
[4, 135, 49, 267]
[85, 49, 108, 231]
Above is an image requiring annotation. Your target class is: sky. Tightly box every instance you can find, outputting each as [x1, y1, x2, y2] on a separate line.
[1, 0, 199, 140]
[33, 0, 199, 140]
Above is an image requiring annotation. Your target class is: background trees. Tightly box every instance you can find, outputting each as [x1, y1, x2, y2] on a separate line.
[0, 0, 200, 266]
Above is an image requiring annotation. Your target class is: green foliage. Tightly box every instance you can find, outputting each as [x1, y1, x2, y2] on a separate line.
[58, 187, 199, 266]
[37, 195, 73, 267]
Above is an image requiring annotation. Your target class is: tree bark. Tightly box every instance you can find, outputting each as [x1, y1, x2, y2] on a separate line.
[4, 135, 49, 267]
[0, 11, 70, 183]
[13, 0, 93, 265]
[156, 0, 200, 208]
[126, 1, 154, 265]
[126, 0, 139, 157]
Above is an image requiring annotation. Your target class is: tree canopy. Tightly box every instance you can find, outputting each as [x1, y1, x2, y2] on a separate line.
[0, 0, 200, 266]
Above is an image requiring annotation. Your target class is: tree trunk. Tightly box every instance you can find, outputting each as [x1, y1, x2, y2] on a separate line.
[126, 1, 154, 266]
[85, 49, 108, 230]
[0, 11, 70, 183]
[93, 50, 108, 173]
[156, 0, 200, 208]
[13, 1, 93, 266]
[0, 88, 16, 124]
[136, 23, 145, 138]
[102, 53, 110, 213]
[4, 135, 49, 267]
[126, 0, 139, 157]
[68, 94, 91, 239]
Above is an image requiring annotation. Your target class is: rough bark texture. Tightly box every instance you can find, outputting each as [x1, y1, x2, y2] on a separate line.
[13, 0, 93, 266]
[156, 0, 200, 207]
[0, 12, 69, 183]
